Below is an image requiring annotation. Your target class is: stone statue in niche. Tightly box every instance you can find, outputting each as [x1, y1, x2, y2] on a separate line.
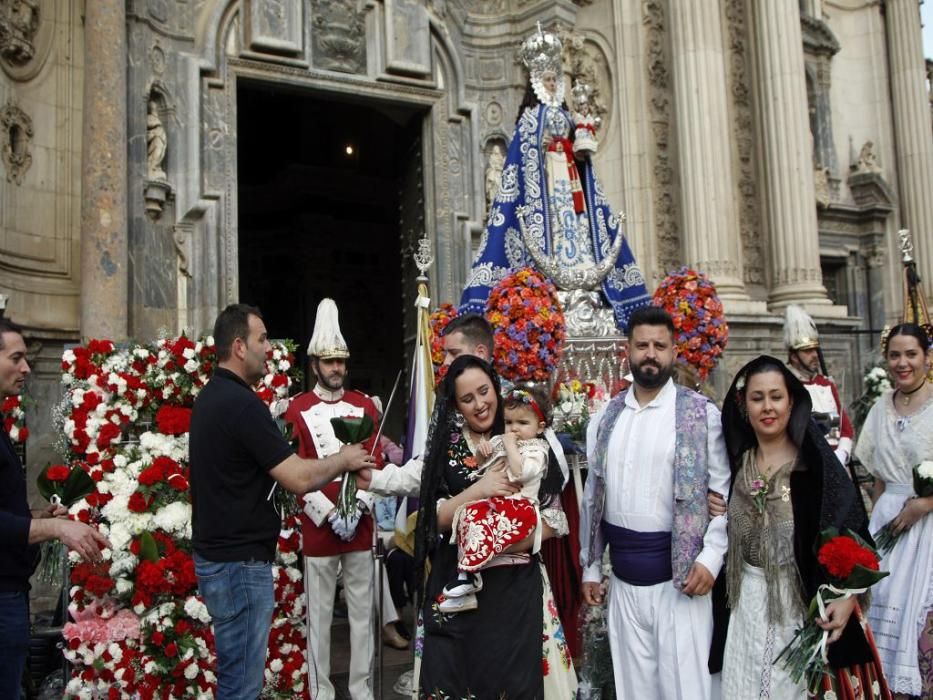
[146, 99, 167, 181]
[484, 143, 505, 210]
[856, 140, 881, 174]
[311, 0, 365, 73]
[0, 0, 40, 66]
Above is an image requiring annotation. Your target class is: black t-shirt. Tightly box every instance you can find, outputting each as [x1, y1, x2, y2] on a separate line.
[190, 367, 293, 562]
[0, 426, 38, 592]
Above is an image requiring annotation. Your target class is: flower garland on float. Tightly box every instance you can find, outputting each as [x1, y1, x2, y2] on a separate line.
[53, 335, 309, 699]
[652, 266, 729, 381]
[429, 302, 459, 382]
[485, 267, 566, 382]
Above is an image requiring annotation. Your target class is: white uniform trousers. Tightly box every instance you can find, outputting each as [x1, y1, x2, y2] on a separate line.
[304, 550, 374, 700]
[607, 575, 713, 700]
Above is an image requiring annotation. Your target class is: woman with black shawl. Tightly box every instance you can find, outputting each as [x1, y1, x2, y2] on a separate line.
[413, 355, 577, 698]
[714, 356, 889, 698]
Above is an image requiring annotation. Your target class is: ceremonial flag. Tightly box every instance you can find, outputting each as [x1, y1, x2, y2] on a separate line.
[397, 281, 436, 534]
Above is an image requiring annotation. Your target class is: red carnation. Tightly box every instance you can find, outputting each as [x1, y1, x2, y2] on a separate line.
[46, 464, 71, 482]
[155, 405, 192, 436]
[96, 422, 122, 449]
[165, 642, 178, 658]
[817, 536, 879, 580]
[127, 492, 150, 513]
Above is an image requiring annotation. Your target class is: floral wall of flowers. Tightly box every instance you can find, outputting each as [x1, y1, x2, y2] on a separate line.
[54, 336, 309, 699]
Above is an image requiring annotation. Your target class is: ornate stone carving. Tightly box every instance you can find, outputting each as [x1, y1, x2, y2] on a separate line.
[854, 140, 882, 174]
[0, 0, 39, 67]
[556, 26, 610, 132]
[643, 0, 679, 274]
[311, 0, 365, 74]
[814, 166, 830, 208]
[724, 0, 764, 285]
[0, 99, 32, 184]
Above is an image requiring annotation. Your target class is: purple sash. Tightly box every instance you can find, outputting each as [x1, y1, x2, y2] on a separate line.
[601, 521, 673, 586]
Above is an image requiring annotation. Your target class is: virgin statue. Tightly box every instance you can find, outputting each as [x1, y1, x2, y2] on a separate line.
[460, 26, 650, 332]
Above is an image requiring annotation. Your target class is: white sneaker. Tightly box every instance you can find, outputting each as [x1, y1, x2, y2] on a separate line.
[442, 572, 483, 598]
[438, 592, 478, 613]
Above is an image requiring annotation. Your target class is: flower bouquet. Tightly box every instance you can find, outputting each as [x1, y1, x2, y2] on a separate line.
[652, 266, 729, 381]
[485, 267, 566, 383]
[330, 415, 374, 518]
[2, 393, 29, 443]
[872, 460, 933, 554]
[775, 529, 888, 694]
[430, 303, 459, 383]
[553, 379, 593, 448]
[36, 462, 97, 584]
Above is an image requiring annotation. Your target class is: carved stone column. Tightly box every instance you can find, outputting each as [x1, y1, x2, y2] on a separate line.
[886, 0, 933, 291]
[669, 0, 751, 306]
[751, 0, 830, 308]
[80, 0, 128, 340]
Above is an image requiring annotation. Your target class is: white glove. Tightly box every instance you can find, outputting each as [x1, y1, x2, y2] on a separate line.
[328, 505, 362, 542]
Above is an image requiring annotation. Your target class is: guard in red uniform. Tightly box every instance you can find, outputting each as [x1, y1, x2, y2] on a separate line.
[285, 298, 382, 700]
[783, 304, 854, 465]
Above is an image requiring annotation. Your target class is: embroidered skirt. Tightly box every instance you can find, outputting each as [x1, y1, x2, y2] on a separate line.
[455, 496, 538, 571]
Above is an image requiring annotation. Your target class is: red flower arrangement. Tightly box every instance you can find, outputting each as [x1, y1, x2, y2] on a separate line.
[485, 268, 566, 382]
[2, 394, 28, 443]
[652, 266, 729, 381]
[776, 529, 888, 694]
[429, 303, 459, 366]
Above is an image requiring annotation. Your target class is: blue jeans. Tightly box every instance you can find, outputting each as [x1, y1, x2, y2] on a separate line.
[194, 555, 275, 700]
[0, 590, 28, 699]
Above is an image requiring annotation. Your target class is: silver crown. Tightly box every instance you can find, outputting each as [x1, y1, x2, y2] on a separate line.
[519, 23, 562, 76]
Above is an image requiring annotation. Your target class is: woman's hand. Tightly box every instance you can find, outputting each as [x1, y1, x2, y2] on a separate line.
[470, 465, 519, 500]
[708, 490, 727, 518]
[818, 596, 857, 644]
[890, 495, 933, 535]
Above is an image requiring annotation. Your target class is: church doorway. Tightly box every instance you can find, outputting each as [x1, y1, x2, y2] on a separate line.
[237, 81, 426, 433]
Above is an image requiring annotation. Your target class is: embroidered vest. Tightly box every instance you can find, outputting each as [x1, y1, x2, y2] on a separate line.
[581, 385, 711, 589]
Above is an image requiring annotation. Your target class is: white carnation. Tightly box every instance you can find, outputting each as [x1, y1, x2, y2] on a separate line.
[184, 663, 199, 680]
[918, 461, 933, 479]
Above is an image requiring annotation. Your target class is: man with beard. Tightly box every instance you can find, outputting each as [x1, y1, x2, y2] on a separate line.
[783, 304, 854, 465]
[579, 305, 730, 700]
[284, 299, 383, 700]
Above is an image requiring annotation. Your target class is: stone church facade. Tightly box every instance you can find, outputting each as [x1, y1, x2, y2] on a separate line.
[1, 0, 932, 468]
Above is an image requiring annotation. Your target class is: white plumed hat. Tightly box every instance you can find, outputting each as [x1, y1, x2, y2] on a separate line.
[783, 304, 820, 351]
[307, 298, 350, 359]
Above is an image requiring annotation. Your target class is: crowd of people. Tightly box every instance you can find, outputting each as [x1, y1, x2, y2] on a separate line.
[1, 295, 932, 700]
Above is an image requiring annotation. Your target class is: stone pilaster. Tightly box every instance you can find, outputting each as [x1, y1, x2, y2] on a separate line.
[750, 0, 830, 308]
[80, 0, 128, 341]
[886, 0, 933, 294]
[669, 0, 753, 307]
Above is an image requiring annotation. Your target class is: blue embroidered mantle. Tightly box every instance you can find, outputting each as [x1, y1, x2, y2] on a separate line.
[459, 103, 650, 332]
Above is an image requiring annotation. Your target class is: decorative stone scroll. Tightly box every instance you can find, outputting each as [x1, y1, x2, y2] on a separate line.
[0, 99, 33, 185]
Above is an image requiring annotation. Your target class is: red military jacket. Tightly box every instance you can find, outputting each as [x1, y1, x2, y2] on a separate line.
[284, 386, 383, 556]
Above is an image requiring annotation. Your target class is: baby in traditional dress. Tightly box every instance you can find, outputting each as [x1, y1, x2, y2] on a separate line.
[440, 385, 551, 613]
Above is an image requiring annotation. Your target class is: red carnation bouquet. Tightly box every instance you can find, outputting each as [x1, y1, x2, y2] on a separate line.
[35, 462, 97, 584]
[775, 529, 888, 694]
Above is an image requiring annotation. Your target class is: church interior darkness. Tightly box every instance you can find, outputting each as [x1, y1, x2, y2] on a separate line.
[237, 81, 423, 436]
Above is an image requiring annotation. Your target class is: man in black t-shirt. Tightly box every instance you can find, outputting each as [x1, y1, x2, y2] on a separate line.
[0, 319, 109, 698]
[190, 304, 373, 700]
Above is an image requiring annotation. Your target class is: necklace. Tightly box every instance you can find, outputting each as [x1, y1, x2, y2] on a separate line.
[897, 379, 927, 406]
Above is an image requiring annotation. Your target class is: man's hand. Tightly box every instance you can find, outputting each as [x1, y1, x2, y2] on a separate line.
[582, 581, 606, 606]
[890, 495, 933, 534]
[337, 443, 375, 472]
[32, 503, 68, 519]
[57, 520, 110, 564]
[818, 596, 856, 644]
[681, 562, 714, 597]
[707, 490, 727, 518]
